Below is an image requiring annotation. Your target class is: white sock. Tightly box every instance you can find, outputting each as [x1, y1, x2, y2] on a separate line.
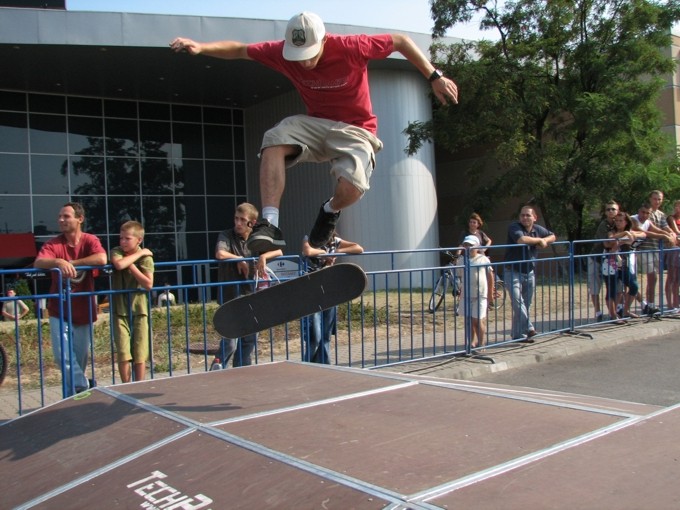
[323, 199, 339, 214]
[261, 207, 279, 227]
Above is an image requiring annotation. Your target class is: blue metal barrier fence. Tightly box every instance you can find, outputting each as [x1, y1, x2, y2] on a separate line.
[1, 240, 677, 418]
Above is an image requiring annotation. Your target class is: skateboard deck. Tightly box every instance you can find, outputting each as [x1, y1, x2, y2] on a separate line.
[213, 263, 367, 338]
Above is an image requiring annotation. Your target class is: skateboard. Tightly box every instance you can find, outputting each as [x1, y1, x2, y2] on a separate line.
[213, 263, 367, 338]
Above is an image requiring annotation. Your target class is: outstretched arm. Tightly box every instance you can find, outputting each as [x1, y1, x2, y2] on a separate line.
[391, 33, 458, 105]
[170, 37, 251, 60]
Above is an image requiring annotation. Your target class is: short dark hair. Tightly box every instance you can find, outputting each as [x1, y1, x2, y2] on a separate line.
[63, 201, 85, 219]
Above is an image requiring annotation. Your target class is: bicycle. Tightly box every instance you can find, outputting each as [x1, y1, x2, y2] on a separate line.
[428, 250, 506, 313]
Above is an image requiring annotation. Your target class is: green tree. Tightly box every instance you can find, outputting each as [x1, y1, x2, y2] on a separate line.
[407, 0, 680, 244]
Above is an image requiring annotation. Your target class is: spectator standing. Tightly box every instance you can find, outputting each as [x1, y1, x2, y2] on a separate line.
[33, 202, 106, 396]
[110, 221, 154, 383]
[504, 205, 556, 342]
[2, 288, 29, 322]
[447, 213, 494, 312]
[603, 212, 645, 323]
[664, 199, 680, 310]
[171, 12, 458, 252]
[457, 213, 492, 252]
[215, 203, 282, 368]
[631, 198, 675, 314]
[588, 201, 619, 322]
[301, 231, 363, 364]
[460, 235, 494, 352]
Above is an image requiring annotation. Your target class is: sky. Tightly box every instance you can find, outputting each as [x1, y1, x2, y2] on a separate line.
[65, 0, 494, 40]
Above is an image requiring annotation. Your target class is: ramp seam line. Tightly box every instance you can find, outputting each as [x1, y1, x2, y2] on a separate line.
[418, 380, 644, 418]
[209, 381, 418, 425]
[409, 413, 648, 503]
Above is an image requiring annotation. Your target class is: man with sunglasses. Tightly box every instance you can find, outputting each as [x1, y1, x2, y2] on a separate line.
[171, 12, 458, 253]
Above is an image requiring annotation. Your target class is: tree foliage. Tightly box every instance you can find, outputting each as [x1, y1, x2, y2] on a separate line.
[407, 0, 680, 243]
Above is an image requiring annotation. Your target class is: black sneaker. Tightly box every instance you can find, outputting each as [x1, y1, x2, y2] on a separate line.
[246, 219, 286, 253]
[309, 204, 340, 248]
[643, 304, 660, 316]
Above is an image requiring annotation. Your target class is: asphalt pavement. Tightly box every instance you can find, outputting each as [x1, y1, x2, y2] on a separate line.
[469, 328, 680, 406]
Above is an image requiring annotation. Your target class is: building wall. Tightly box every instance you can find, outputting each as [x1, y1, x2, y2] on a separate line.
[660, 34, 680, 141]
[0, 90, 248, 284]
[0, 8, 447, 284]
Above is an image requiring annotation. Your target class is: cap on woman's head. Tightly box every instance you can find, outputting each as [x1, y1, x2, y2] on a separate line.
[283, 12, 326, 61]
[462, 235, 480, 247]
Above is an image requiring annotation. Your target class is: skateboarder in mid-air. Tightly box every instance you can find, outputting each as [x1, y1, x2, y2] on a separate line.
[171, 11, 458, 252]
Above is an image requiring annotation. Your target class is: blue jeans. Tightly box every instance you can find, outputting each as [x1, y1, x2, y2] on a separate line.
[303, 307, 337, 364]
[49, 317, 91, 397]
[508, 269, 535, 339]
[219, 334, 257, 368]
[604, 268, 639, 301]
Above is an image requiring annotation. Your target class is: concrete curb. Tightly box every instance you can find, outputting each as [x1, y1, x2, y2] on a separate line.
[375, 315, 680, 381]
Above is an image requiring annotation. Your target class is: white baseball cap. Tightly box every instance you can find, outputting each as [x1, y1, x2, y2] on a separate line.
[283, 12, 326, 61]
[462, 235, 480, 247]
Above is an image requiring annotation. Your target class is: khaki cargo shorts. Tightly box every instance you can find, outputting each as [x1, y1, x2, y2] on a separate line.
[260, 114, 383, 194]
[638, 250, 659, 275]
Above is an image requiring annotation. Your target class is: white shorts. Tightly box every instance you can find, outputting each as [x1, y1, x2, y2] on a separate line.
[470, 297, 488, 319]
[260, 114, 383, 194]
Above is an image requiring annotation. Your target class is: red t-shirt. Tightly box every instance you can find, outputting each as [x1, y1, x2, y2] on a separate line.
[36, 233, 106, 324]
[247, 34, 394, 135]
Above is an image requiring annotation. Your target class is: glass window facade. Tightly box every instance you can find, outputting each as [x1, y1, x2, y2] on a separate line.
[0, 90, 247, 264]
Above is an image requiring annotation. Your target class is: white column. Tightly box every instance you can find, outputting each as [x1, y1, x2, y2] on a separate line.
[340, 70, 440, 275]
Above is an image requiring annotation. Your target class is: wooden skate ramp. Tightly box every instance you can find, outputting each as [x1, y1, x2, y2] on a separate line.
[0, 361, 673, 509]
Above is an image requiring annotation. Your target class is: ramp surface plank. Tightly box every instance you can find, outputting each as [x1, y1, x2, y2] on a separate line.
[1, 362, 674, 509]
[0, 390, 186, 509]
[32, 432, 390, 510]
[220, 382, 622, 495]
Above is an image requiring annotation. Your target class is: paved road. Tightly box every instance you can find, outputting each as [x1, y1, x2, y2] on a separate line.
[471, 330, 680, 406]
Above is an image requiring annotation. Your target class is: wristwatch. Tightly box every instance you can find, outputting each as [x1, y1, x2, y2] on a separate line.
[428, 69, 444, 82]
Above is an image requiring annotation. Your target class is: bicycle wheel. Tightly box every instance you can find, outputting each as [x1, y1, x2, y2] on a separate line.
[491, 279, 506, 310]
[0, 343, 6, 386]
[428, 273, 449, 313]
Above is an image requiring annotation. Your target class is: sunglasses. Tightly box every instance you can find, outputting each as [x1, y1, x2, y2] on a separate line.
[605, 208, 618, 212]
